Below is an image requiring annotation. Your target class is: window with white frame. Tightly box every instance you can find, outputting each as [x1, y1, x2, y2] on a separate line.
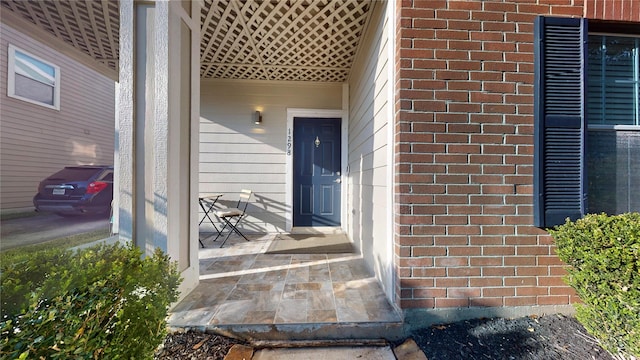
[7, 44, 60, 110]
[586, 33, 640, 215]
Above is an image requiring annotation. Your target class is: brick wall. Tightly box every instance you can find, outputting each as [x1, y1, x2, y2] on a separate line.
[584, 0, 640, 22]
[394, 0, 638, 310]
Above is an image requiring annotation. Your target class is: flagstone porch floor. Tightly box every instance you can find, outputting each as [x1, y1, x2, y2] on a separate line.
[167, 233, 403, 341]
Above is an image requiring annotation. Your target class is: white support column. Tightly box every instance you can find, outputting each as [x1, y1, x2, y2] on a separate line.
[118, 0, 200, 297]
[165, 0, 201, 296]
[153, 2, 170, 253]
[117, 0, 134, 243]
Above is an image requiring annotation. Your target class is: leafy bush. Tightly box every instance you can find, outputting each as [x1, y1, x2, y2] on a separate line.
[1, 247, 73, 318]
[550, 213, 640, 357]
[0, 242, 181, 359]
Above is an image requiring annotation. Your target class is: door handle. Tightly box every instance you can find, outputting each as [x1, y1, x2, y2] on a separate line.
[334, 178, 341, 183]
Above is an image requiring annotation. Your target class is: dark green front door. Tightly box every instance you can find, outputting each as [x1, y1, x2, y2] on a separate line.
[293, 117, 341, 226]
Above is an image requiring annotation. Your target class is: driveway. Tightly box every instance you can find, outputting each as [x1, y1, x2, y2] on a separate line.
[0, 213, 110, 250]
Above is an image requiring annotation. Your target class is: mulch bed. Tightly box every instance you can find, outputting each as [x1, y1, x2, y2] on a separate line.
[411, 313, 614, 360]
[155, 314, 614, 360]
[155, 331, 245, 360]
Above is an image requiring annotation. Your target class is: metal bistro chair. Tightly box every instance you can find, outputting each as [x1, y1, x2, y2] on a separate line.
[213, 189, 252, 247]
[198, 193, 223, 248]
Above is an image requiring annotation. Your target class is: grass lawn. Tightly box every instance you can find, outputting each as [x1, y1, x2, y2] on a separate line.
[0, 211, 43, 221]
[0, 229, 111, 266]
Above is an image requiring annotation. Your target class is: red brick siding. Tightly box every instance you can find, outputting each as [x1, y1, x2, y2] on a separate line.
[584, 0, 640, 22]
[394, 0, 636, 310]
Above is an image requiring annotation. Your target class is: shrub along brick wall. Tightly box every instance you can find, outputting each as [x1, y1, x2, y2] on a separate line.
[394, 0, 639, 310]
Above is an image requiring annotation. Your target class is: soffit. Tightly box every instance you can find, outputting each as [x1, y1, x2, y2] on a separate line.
[1, 0, 374, 83]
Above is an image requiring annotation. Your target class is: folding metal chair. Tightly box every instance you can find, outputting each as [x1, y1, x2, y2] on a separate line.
[214, 189, 252, 247]
[198, 194, 223, 248]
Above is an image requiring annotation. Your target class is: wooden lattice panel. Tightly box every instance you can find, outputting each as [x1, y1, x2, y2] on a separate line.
[2, 0, 373, 82]
[200, 0, 373, 82]
[1, 0, 120, 72]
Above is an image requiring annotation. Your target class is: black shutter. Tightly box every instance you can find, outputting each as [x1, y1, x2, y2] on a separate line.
[533, 16, 588, 228]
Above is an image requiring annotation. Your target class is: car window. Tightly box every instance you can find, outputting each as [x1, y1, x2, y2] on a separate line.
[101, 172, 114, 181]
[48, 167, 102, 181]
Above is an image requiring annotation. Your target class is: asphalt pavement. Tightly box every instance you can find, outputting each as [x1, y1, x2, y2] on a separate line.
[0, 212, 110, 250]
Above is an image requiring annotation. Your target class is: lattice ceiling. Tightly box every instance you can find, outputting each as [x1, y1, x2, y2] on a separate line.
[1, 0, 121, 72]
[1, 0, 374, 82]
[200, 0, 373, 81]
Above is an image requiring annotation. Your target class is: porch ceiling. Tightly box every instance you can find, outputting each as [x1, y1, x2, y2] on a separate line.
[1, 0, 374, 82]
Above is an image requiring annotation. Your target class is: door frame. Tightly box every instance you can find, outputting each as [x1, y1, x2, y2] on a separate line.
[286, 108, 348, 232]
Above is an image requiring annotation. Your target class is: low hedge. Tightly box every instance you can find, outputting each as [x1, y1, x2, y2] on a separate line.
[550, 212, 640, 357]
[0, 242, 181, 359]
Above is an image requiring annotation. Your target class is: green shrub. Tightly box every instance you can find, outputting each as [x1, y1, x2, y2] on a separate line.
[550, 212, 640, 357]
[0, 242, 181, 359]
[1, 247, 73, 318]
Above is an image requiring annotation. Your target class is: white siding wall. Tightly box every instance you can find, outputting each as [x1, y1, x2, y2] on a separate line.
[0, 23, 115, 212]
[200, 80, 342, 233]
[346, 3, 393, 296]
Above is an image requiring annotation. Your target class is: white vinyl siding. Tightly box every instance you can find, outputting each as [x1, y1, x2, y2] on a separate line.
[0, 23, 115, 212]
[346, 3, 392, 294]
[199, 80, 342, 233]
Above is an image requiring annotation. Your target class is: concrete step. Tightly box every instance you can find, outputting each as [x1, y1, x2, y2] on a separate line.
[176, 320, 406, 342]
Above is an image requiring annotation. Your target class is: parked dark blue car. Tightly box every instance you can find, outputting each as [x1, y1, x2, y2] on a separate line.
[33, 165, 113, 217]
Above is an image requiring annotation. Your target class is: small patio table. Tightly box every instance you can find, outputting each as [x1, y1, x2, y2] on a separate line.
[198, 193, 223, 247]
